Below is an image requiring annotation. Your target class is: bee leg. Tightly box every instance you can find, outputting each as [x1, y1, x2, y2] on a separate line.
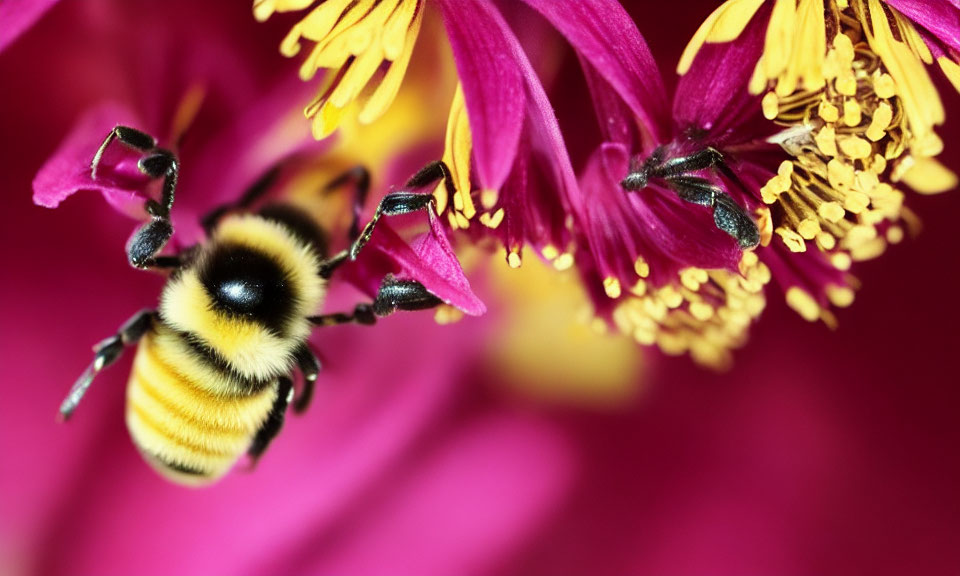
[248, 376, 294, 464]
[713, 193, 761, 249]
[60, 309, 155, 421]
[667, 176, 760, 250]
[651, 146, 724, 179]
[371, 275, 443, 316]
[292, 344, 321, 414]
[307, 276, 442, 330]
[317, 163, 449, 277]
[667, 176, 721, 206]
[93, 126, 181, 269]
[322, 165, 371, 239]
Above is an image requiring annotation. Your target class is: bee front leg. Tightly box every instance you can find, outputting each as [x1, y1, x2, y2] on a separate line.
[317, 162, 450, 277]
[60, 309, 155, 420]
[92, 126, 181, 269]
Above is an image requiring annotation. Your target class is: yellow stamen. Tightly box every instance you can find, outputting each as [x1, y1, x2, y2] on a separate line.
[603, 277, 622, 299]
[434, 83, 474, 220]
[786, 286, 820, 322]
[259, 0, 426, 139]
[611, 256, 770, 370]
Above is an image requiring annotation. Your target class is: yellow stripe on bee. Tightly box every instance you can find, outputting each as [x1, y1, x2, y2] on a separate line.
[126, 403, 238, 478]
[126, 332, 278, 482]
[131, 330, 278, 431]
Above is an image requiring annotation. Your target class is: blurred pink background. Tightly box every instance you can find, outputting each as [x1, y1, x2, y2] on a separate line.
[2, 1, 960, 574]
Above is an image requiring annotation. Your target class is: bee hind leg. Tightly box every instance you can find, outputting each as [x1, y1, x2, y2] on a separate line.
[248, 376, 294, 464]
[59, 309, 155, 421]
[292, 344, 321, 414]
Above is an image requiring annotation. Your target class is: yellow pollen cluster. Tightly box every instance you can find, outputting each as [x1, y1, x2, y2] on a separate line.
[755, 4, 958, 270]
[255, 0, 426, 139]
[610, 252, 770, 370]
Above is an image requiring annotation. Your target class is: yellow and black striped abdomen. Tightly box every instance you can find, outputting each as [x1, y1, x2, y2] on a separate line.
[125, 325, 278, 486]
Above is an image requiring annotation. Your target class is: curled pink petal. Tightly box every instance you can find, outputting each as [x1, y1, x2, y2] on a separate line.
[32, 103, 152, 218]
[341, 209, 486, 317]
[435, 0, 524, 192]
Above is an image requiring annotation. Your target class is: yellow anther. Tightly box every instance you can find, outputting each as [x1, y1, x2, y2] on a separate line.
[866, 102, 893, 142]
[553, 253, 574, 271]
[762, 92, 780, 120]
[835, 73, 857, 96]
[838, 135, 872, 160]
[776, 227, 807, 252]
[830, 252, 852, 270]
[479, 208, 505, 230]
[658, 285, 684, 309]
[886, 226, 904, 244]
[797, 218, 821, 240]
[507, 250, 522, 269]
[874, 73, 896, 99]
[818, 201, 845, 223]
[786, 287, 820, 322]
[816, 231, 836, 250]
[826, 285, 855, 308]
[815, 126, 838, 157]
[827, 158, 856, 189]
[633, 257, 650, 278]
[690, 301, 715, 321]
[541, 245, 560, 260]
[818, 101, 839, 123]
[480, 188, 499, 210]
[603, 277, 622, 299]
[842, 99, 861, 127]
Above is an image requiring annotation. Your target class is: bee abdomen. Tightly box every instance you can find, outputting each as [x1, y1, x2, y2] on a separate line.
[126, 331, 277, 485]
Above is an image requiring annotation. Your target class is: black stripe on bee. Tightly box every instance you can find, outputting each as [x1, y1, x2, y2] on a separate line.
[178, 330, 277, 393]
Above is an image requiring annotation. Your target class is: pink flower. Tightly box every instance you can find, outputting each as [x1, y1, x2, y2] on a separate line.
[4, 1, 960, 575]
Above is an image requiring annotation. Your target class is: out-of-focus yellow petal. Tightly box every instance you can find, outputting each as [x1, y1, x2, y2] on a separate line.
[677, 0, 765, 74]
[900, 157, 959, 195]
[485, 250, 645, 407]
[938, 56, 960, 94]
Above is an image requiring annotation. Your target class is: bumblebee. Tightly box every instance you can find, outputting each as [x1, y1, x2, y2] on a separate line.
[621, 145, 760, 250]
[60, 126, 453, 486]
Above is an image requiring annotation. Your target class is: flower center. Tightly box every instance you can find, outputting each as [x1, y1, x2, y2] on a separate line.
[756, 0, 953, 267]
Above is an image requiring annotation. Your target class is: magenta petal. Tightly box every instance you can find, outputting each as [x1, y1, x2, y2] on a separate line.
[435, 0, 524, 192]
[886, 0, 960, 53]
[0, 0, 59, 53]
[343, 210, 486, 316]
[673, 3, 770, 139]
[32, 103, 152, 218]
[519, 0, 670, 143]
